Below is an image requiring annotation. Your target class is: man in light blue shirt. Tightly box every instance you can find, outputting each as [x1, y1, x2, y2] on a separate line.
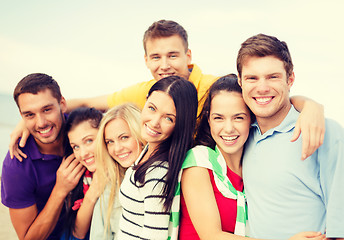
[237, 34, 344, 239]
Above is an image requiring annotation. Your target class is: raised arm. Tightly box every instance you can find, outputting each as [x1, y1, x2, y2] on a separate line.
[9, 154, 85, 240]
[67, 80, 154, 113]
[72, 172, 101, 239]
[290, 95, 325, 160]
[9, 119, 29, 161]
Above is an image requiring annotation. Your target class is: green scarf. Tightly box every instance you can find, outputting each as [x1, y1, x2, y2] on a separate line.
[168, 145, 247, 239]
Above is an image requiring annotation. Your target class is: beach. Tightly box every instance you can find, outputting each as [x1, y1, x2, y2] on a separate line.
[0, 178, 18, 239]
[0, 93, 19, 238]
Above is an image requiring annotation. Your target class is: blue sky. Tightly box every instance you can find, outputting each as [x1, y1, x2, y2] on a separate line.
[1, 0, 343, 126]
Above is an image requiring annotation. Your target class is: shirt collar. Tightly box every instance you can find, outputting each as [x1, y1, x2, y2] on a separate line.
[188, 64, 201, 87]
[24, 136, 61, 161]
[24, 135, 42, 160]
[134, 144, 149, 166]
[251, 105, 299, 138]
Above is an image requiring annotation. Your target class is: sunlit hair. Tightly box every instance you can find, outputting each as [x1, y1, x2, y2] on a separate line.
[143, 19, 188, 54]
[237, 33, 293, 78]
[195, 74, 255, 149]
[95, 103, 145, 236]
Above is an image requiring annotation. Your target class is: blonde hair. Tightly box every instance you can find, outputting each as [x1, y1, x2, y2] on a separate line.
[95, 103, 145, 236]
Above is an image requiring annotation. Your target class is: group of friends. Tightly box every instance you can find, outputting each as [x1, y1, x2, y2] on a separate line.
[1, 20, 343, 240]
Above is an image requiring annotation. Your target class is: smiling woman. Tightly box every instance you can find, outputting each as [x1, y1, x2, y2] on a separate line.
[140, 90, 177, 150]
[117, 76, 198, 240]
[179, 75, 251, 239]
[90, 103, 145, 239]
[68, 121, 99, 172]
[61, 107, 103, 240]
[104, 117, 141, 168]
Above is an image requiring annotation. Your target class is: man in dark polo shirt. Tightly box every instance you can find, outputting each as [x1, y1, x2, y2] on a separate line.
[1, 73, 84, 240]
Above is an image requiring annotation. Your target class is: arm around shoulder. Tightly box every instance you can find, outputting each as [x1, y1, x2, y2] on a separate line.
[9, 119, 29, 161]
[67, 94, 109, 112]
[290, 95, 325, 160]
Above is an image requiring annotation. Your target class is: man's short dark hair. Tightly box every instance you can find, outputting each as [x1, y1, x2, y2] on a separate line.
[143, 20, 188, 54]
[237, 33, 294, 78]
[13, 73, 62, 108]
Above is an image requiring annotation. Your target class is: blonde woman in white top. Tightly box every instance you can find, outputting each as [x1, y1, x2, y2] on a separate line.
[90, 103, 145, 239]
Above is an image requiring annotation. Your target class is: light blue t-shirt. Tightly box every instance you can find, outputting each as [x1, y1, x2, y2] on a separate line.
[243, 106, 344, 239]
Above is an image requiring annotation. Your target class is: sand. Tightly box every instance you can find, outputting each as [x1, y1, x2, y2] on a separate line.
[0, 178, 17, 239]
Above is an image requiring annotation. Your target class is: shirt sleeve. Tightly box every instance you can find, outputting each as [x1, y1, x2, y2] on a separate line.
[1, 151, 36, 209]
[107, 80, 156, 110]
[319, 120, 344, 238]
[90, 197, 105, 240]
[90, 188, 115, 240]
[140, 164, 170, 240]
[110, 192, 122, 238]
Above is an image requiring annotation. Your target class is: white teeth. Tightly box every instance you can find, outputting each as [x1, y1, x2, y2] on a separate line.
[39, 127, 52, 134]
[222, 136, 238, 141]
[118, 153, 129, 159]
[85, 157, 94, 163]
[146, 125, 159, 135]
[255, 97, 272, 103]
[160, 73, 173, 78]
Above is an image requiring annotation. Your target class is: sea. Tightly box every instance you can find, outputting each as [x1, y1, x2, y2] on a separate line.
[0, 92, 21, 176]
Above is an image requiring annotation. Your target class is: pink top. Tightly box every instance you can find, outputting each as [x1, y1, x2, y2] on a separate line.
[179, 166, 244, 239]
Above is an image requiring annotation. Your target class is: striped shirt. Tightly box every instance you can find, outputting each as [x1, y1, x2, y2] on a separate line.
[118, 159, 170, 240]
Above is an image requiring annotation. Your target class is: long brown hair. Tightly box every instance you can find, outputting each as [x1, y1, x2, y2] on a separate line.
[134, 76, 198, 212]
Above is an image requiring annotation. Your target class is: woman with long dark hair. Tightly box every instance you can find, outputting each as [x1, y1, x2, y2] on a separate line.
[61, 107, 103, 240]
[117, 76, 198, 239]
